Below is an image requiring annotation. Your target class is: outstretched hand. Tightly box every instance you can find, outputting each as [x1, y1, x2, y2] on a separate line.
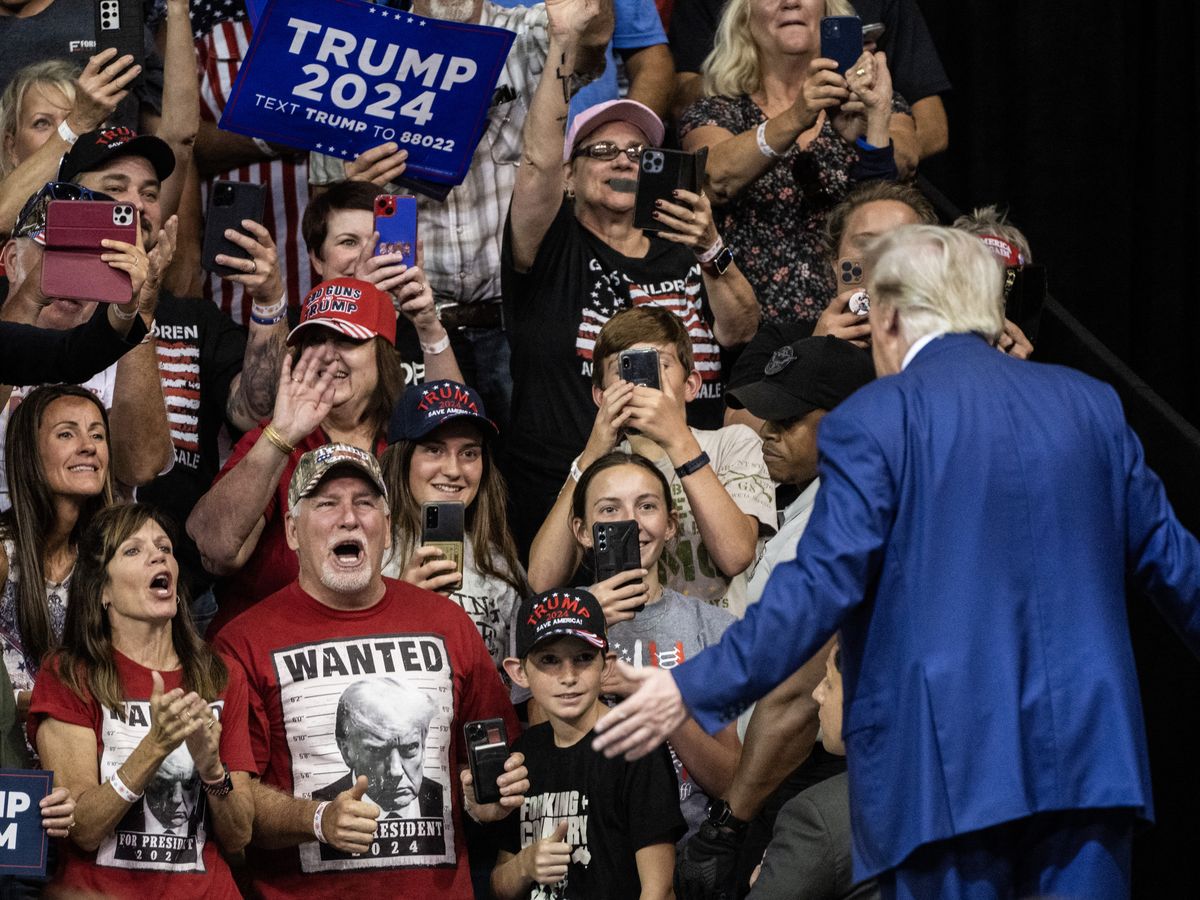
[591, 663, 687, 759]
[270, 344, 338, 447]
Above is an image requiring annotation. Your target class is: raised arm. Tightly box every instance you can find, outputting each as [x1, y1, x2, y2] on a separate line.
[0, 49, 139, 233]
[142, 0, 199, 222]
[187, 345, 335, 575]
[682, 59, 848, 206]
[508, 0, 613, 271]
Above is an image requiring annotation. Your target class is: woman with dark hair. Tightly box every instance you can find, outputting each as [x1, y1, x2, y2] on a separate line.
[29, 503, 254, 897]
[380, 380, 526, 673]
[189, 276, 409, 632]
[0, 385, 114, 719]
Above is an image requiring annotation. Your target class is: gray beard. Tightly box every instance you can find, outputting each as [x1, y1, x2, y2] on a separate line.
[320, 564, 373, 594]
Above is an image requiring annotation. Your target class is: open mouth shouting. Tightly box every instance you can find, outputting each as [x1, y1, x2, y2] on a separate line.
[149, 570, 174, 600]
[330, 537, 366, 568]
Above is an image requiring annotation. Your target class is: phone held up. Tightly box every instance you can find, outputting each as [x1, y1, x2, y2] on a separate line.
[464, 719, 509, 805]
[618, 347, 661, 390]
[820, 15, 864, 74]
[593, 519, 644, 612]
[374, 194, 418, 267]
[421, 501, 464, 579]
[837, 258, 870, 316]
[633, 147, 708, 232]
[41, 200, 138, 304]
[201, 181, 267, 276]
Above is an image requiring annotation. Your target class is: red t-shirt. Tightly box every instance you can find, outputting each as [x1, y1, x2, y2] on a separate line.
[214, 578, 521, 899]
[27, 650, 256, 899]
[208, 425, 385, 635]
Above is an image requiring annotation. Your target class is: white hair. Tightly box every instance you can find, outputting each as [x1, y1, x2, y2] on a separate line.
[865, 225, 1006, 343]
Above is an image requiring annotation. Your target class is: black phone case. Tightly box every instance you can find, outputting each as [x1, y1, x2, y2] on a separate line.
[95, 0, 145, 86]
[619, 348, 661, 390]
[464, 719, 509, 805]
[202, 181, 267, 276]
[374, 195, 418, 267]
[593, 520, 641, 583]
[422, 501, 465, 575]
[821, 15, 864, 74]
[633, 148, 708, 232]
[1004, 264, 1046, 344]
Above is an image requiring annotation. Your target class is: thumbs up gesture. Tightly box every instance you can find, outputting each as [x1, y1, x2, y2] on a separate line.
[524, 820, 572, 885]
[323, 775, 382, 854]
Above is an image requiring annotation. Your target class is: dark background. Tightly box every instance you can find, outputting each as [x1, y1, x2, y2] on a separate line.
[915, 1, 1200, 891]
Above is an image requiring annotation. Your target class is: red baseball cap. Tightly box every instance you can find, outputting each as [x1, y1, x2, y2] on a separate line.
[287, 278, 397, 346]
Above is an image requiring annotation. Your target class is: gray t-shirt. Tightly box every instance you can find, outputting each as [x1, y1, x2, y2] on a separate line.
[607, 587, 735, 840]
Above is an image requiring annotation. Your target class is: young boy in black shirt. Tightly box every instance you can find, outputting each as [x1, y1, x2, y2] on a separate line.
[491, 589, 684, 899]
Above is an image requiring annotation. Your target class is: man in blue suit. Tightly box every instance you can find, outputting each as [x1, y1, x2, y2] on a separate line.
[593, 225, 1200, 899]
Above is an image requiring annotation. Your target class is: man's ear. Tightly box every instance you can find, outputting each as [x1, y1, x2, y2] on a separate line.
[591, 381, 605, 409]
[602, 650, 618, 678]
[1, 240, 18, 275]
[503, 657, 529, 689]
[681, 368, 702, 403]
[285, 509, 300, 551]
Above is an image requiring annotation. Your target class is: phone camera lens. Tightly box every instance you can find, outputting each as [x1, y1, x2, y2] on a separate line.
[426, 509, 437, 528]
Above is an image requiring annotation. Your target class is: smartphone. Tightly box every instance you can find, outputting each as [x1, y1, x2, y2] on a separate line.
[373, 194, 417, 267]
[821, 15, 864, 74]
[837, 258, 864, 292]
[95, 0, 145, 86]
[421, 501, 464, 578]
[633, 147, 708, 232]
[41, 200, 138, 304]
[202, 181, 267, 276]
[619, 347, 660, 390]
[464, 719, 509, 805]
[593, 519, 644, 611]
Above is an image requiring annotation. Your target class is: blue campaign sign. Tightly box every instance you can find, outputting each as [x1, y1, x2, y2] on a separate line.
[221, 0, 516, 186]
[0, 769, 51, 877]
[246, 0, 266, 28]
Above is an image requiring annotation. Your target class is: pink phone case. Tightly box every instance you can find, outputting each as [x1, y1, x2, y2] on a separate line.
[40, 200, 138, 304]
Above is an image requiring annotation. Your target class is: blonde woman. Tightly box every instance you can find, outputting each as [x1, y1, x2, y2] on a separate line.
[680, 0, 918, 324]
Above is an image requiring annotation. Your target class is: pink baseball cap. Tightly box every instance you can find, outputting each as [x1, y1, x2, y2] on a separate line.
[287, 278, 397, 346]
[563, 99, 665, 163]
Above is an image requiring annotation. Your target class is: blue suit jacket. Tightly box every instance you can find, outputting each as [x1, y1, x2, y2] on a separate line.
[674, 333, 1200, 878]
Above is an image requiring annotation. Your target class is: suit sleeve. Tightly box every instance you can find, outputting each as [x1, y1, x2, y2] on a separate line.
[748, 792, 839, 900]
[1119, 395, 1200, 654]
[673, 401, 897, 732]
[0, 313, 146, 386]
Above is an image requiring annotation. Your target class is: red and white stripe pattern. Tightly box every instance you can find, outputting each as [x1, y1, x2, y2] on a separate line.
[156, 340, 202, 454]
[574, 262, 721, 385]
[196, 19, 313, 325]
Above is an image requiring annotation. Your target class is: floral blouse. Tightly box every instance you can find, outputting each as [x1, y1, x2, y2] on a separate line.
[680, 93, 909, 323]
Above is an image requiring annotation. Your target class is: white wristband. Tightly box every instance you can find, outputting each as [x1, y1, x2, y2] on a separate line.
[420, 333, 451, 355]
[313, 800, 331, 843]
[251, 294, 287, 320]
[111, 300, 140, 321]
[695, 237, 726, 265]
[58, 119, 79, 146]
[139, 318, 156, 344]
[756, 121, 785, 160]
[109, 771, 142, 803]
[570, 460, 584, 483]
[253, 137, 279, 158]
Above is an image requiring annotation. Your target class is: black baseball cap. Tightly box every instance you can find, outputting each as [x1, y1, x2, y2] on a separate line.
[388, 379, 498, 444]
[58, 126, 176, 184]
[514, 589, 608, 658]
[725, 336, 875, 419]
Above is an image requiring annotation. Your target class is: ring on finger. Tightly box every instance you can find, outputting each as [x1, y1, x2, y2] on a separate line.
[250, 260, 259, 274]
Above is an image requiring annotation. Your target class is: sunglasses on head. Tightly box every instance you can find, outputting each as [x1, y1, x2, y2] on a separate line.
[571, 141, 646, 163]
[13, 181, 114, 239]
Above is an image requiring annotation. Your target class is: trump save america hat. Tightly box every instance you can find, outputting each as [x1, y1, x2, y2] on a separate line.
[515, 589, 608, 657]
[388, 379, 498, 444]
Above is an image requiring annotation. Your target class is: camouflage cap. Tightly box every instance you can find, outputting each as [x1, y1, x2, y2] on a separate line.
[287, 443, 388, 511]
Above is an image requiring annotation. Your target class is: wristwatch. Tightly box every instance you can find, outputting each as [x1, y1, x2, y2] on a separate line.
[705, 798, 749, 834]
[201, 764, 234, 798]
[701, 245, 735, 277]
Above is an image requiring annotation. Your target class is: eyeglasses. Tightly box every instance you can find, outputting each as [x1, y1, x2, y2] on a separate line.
[13, 181, 113, 239]
[572, 141, 645, 163]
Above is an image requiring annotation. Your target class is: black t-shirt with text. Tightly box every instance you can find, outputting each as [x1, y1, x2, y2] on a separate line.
[501, 722, 685, 899]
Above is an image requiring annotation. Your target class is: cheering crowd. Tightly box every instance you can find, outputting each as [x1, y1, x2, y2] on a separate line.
[1, 1, 1198, 899]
